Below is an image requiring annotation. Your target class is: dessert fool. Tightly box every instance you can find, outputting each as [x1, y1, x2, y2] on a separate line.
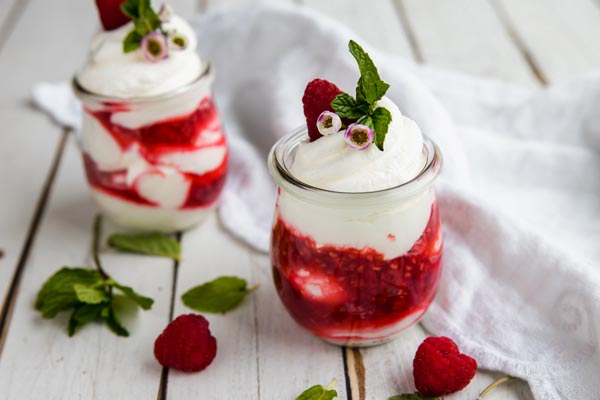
[270, 41, 442, 345]
[75, 1, 227, 231]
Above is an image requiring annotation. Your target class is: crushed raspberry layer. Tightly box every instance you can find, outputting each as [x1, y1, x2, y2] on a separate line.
[82, 97, 227, 209]
[271, 203, 442, 343]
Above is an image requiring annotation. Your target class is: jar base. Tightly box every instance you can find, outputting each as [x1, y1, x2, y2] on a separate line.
[91, 188, 214, 233]
[314, 308, 426, 348]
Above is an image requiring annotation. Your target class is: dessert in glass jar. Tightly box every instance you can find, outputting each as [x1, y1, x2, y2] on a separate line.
[73, 1, 227, 232]
[268, 41, 443, 346]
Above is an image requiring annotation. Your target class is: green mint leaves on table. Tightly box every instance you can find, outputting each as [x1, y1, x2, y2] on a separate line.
[121, 0, 162, 53]
[295, 379, 338, 400]
[181, 276, 257, 314]
[34, 215, 154, 337]
[35, 267, 154, 337]
[388, 393, 440, 400]
[331, 40, 392, 150]
[107, 233, 181, 260]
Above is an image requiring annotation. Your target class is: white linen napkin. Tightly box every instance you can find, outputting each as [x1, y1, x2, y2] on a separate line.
[32, 4, 600, 399]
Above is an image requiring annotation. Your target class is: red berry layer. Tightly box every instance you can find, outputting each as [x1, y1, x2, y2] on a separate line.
[271, 203, 442, 343]
[82, 97, 227, 209]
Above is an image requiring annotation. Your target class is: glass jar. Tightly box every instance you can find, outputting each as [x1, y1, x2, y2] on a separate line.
[73, 64, 227, 232]
[268, 128, 443, 346]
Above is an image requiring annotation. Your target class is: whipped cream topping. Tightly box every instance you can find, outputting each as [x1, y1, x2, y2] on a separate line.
[78, 15, 202, 98]
[291, 97, 425, 192]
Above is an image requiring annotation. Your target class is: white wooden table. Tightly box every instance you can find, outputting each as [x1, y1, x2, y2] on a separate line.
[1, 0, 599, 399]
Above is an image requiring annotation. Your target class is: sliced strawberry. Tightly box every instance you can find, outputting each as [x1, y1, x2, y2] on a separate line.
[95, 0, 130, 31]
[289, 269, 348, 305]
[302, 79, 343, 142]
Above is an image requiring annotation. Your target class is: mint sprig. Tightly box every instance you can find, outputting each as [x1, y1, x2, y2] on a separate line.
[331, 40, 392, 150]
[107, 233, 181, 260]
[120, 0, 163, 53]
[181, 276, 257, 314]
[295, 379, 338, 400]
[35, 216, 154, 337]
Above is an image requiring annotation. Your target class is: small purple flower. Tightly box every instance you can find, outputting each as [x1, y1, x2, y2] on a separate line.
[158, 4, 173, 23]
[317, 111, 342, 136]
[344, 124, 374, 150]
[141, 31, 169, 62]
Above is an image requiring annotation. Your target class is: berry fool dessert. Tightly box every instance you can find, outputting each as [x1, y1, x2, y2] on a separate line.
[73, 0, 227, 232]
[268, 41, 443, 346]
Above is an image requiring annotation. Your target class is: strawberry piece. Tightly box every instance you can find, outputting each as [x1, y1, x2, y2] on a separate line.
[289, 269, 348, 305]
[302, 79, 343, 142]
[95, 0, 130, 31]
[413, 336, 477, 397]
[154, 314, 217, 372]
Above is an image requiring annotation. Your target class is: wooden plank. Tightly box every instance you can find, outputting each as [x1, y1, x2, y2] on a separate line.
[495, 0, 600, 82]
[301, 0, 415, 59]
[166, 215, 260, 398]
[398, 0, 538, 86]
[0, 0, 23, 50]
[166, 219, 347, 399]
[0, 0, 95, 326]
[0, 137, 175, 399]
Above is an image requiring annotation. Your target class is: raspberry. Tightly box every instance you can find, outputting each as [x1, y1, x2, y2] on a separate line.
[154, 314, 217, 372]
[95, 0, 130, 31]
[413, 336, 477, 397]
[302, 79, 343, 142]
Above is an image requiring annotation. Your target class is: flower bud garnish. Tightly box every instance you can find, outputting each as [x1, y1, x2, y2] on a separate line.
[317, 111, 342, 136]
[120, 0, 188, 61]
[170, 33, 188, 50]
[158, 3, 172, 23]
[141, 31, 169, 62]
[344, 124, 374, 150]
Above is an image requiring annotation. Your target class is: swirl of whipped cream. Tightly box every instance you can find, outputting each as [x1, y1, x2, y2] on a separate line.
[78, 14, 202, 98]
[291, 97, 425, 192]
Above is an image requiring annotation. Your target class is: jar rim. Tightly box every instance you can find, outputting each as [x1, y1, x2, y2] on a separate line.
[72, 62, 213, 104]
[268, 126, 443, 206]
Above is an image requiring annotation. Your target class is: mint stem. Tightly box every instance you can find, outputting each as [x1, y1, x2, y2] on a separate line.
[247, 284, 260, 292]
[93, 214, 110, 280]
[325, 378, 338, 391]
[478, 376, 514, 399]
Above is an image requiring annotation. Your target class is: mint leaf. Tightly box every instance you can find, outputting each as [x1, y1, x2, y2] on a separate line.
[68, 304, 104, 336]
[120, 0, 140, 19]
[101, 305, 129, 337]
[123, 30, 142, 53]
[110, 280, 154, 310]
[371, 106, 392, 151]
[121, 0, 163, 54]
[74, 283, 109, 304]
[348, 40, 390, 105]
[331, 93, 368, 119]
[108, 233, 180, 260]
[35, 268, 103, 318]
[388, 394, 440, 400]
[182, 276, 253, 313]
[295, 385, 337, 400]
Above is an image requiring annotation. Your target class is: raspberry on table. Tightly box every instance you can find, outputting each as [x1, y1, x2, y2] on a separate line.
[154, 314, 217, 372]
[413, 336, 477, 397]
[302, 79, 344, 142]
